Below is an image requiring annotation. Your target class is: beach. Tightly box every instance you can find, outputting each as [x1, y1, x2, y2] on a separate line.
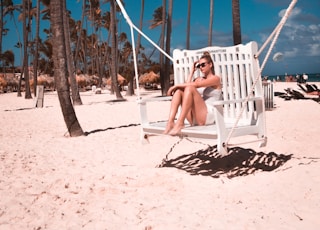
[0, 82, 319, 229]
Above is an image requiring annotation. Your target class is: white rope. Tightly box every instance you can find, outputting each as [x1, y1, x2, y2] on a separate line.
[224, 0, 298, 147]
[116, 0, 173, 62]
[258, 0, 298, 72]
[115, 0, 173, 99]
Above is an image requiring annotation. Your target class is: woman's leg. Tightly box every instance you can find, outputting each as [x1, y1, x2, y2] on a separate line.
[163, 89, 184, 134]
[169, 86, 207, 135]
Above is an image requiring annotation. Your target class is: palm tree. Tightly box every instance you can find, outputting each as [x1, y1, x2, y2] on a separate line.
[208, 0, 214, 46]
[186, 0, 191, 49]
[109, 0, 123, 99]
[32, 0, 40, 96]
[74, 0, 86, 74]
[149, 6, 163, 29]
[2, 50, 14, 72]
[127, 0, 144, 96]
[22, 0, 32, 99]
[5, 1, 23, 73]
[150, 3, 165, 95]
[163, 0, 172, 94]
[0, 0, 14, 59]
[62, 1, 82, 105]
[232, 0, 242, 45]
[37, 39, 53, 74]
[86, 0, 100, 76]
[50, 0, 83, 136]
[149, 5, 165, 94]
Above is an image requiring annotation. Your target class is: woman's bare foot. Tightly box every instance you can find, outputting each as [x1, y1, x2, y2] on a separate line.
[163, 122, 174, 134]
[168, 124, 184, 136]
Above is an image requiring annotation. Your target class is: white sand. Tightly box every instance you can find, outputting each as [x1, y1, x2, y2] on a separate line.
[0, 82, 319, 229]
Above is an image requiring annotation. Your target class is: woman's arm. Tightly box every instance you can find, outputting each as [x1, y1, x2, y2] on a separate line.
[167, 82, 192, 96]
[186, 61, 198, 83]
[193, 75, 221, 89]
[167, 62, 197, 96]
[167, 75, 220, 96]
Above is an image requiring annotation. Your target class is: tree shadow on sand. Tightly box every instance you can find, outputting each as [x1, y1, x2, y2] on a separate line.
[158, 145, 292, 179]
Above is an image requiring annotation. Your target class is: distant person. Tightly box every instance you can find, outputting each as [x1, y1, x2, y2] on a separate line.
[164, 51, 222, 135]
[303, 73, 308, 83]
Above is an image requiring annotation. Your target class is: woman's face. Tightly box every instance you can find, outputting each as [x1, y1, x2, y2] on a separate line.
[197, 58, 211, 74]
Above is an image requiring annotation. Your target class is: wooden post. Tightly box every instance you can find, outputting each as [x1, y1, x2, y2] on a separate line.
[35, 85, 44, 108]
[263, 81, 274, 110]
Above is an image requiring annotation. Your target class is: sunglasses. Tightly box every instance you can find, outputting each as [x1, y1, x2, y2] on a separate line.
[196, 62, 207, 68]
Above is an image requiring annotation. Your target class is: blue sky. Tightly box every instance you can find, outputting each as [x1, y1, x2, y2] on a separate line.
[115, 0, 320, 76]
[3, 0, 320, 76]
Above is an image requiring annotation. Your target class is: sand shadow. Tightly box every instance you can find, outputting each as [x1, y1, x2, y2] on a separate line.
[4, 106, 53, 112]
[86, 98, 128, 105]
[158, 145, 292, 178]
[84, 123, 139, 136]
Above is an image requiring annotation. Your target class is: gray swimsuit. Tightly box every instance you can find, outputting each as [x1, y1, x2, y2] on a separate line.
[203, 87, 222, 125]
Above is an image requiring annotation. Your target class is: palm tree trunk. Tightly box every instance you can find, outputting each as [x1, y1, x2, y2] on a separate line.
[33, 0, 40, 96]
[9, 5, 23, 96]
[127, 0, 145, 96]
[159, 1, 166, 96]
[51, 0, 83, 136]
[208, 0, 214, 46]
[23, 0, 32, 99]
[63, 0, 82, 105]
[74, 0, 86, 73]
[83, 30, 88, 74]
[164, 0, 172, 93]
[232, 0, 242, 45]
[186, 0, 191, 49]
[110, 0, 123, 99]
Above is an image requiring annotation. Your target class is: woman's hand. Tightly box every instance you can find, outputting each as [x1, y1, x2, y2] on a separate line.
[192, 61, 199, 73]
[167, 86, 176, 96]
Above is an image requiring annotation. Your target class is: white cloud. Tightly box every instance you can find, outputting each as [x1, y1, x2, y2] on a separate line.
[284, 47, 298, 58]
[279, 7, 301, 21]
[272, 6, 320, 58]
[308, 43, 320, 56]
[309, 24, 319, 32]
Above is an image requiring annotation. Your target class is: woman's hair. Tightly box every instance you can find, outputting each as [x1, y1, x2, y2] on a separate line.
[201, 51, 215, 74]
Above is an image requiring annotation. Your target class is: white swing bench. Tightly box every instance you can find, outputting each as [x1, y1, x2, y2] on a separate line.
[139, 41, 266, 155]
[115, 0, 297, 155]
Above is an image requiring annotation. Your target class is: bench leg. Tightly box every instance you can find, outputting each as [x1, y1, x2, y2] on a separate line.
[259, 136, 267, 147]
[217, 139, 228, 156]
[140, 129, 149, 144]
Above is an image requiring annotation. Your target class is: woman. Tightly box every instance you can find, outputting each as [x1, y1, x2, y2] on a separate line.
[164, 51, 222, 135]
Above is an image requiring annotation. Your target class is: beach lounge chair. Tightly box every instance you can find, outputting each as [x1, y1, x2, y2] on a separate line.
[311, 84, 319, 91]
[297, 83, 309, 93]
[306, 84, 320, 93]
[306, 84, 316, 93]
[297, 83, 320, 96]
[115, 0, 297, 155]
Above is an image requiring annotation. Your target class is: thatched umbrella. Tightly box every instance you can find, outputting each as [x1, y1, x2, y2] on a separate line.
[139, 71, 160, 84]
[76, 74, 89, 88]
[0, 75, 7, 89]
[106, 74, 127, 86]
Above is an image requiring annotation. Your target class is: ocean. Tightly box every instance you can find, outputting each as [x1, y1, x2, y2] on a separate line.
[265, 73, 320, 82]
